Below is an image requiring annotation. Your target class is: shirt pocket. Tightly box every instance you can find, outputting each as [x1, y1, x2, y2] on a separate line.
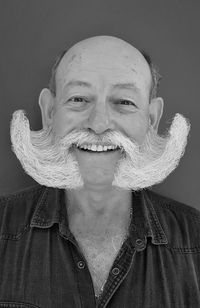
[0, 302, 41, 308]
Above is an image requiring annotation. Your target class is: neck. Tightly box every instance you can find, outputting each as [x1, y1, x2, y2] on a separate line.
[65, 187, 132, 236]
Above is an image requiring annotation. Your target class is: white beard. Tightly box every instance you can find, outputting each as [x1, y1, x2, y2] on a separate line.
[10, 110, 190, 191]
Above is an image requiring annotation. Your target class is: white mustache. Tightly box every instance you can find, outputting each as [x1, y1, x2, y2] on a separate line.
[10, 110, 190, 190]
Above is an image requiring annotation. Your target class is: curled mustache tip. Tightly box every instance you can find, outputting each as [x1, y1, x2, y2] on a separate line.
[10, 110, 30, 136]
[168, 114, 191, 150]
[10, 110, 31, 158]
[11, 109, 27, 123]
[170, 113, 190, 133]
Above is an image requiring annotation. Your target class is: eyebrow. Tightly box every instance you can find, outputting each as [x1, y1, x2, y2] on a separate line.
[63, 80, 92, 90]
[63, 80, 140, 92]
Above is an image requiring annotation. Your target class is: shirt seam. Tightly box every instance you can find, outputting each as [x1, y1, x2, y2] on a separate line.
[0, 184, 43, 203]
[0, 224, 30, 240]
[0, 301, 41, 308]
[165, 245, 200, 253]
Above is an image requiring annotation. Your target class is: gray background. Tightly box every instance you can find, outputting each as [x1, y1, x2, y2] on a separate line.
[0, 0, 199, 209]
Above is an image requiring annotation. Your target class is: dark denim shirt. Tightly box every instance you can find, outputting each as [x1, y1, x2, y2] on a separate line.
[0, 184, 200, 308]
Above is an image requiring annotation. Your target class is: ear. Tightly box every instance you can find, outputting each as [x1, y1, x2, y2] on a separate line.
[38, 88, 55, 129]
[149, 97, 164, 132]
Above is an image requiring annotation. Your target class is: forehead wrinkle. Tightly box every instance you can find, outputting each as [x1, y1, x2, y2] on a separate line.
[111, 82, 140, 93]
[60, 66, 141, 89]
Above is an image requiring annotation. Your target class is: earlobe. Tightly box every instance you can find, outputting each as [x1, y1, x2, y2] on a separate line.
[39, 88, 55, 129]
[149, 97, 164, 132]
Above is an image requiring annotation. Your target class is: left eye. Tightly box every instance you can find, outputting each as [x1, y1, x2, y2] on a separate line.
[68, 96, 87, 103]
[118, 100, 136, 106]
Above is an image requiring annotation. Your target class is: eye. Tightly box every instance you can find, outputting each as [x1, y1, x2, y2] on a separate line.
[118, 99, 136, 106]
[68, 96, 87, 103]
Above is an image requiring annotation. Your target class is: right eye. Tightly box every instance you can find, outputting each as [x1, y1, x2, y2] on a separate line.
[68, 96, 87, 103]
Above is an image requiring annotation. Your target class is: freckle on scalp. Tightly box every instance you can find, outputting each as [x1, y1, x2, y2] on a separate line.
[68, 53, 82, 66]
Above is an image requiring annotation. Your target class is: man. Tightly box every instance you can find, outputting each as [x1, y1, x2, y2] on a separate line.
[0, 35, 199, 308]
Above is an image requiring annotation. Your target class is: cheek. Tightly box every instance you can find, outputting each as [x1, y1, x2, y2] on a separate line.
[51, 108, 81, 137]
[122, 114, 149, 145]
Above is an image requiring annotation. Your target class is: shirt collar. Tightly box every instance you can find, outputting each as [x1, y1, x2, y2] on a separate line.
[30, 186, 168, 246]
[128, 190, 168, 246]
[30, 186, 62, 228]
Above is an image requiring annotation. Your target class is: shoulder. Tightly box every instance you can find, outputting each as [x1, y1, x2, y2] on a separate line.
[0, 184, 46, 240]
[0, 184, 45, 203]
[144, 189, 200, 252]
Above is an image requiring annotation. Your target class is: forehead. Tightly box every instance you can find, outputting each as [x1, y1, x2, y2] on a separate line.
[56, 41, 152, 94]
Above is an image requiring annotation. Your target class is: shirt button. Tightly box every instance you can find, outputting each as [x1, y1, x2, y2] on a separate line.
[77, 260, 85, 269]
[135, 238, 147, 251]
[112, 267, 120, 275]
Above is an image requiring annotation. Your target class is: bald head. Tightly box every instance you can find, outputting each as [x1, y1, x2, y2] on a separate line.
[59, 35, 149, 71]
[49, 35, 161, 101]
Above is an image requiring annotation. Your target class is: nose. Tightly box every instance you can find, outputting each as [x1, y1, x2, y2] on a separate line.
[85, 103, 115, 134]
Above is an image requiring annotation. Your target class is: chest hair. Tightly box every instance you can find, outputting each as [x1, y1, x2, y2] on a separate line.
[75, 232, 127, 297]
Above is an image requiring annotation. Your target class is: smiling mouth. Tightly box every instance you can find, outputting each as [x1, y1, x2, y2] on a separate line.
[77, 147, 120, 154]
[71, 143, 123, 154]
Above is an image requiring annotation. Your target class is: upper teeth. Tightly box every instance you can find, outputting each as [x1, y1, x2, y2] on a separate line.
[77, 144, 118, 152]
